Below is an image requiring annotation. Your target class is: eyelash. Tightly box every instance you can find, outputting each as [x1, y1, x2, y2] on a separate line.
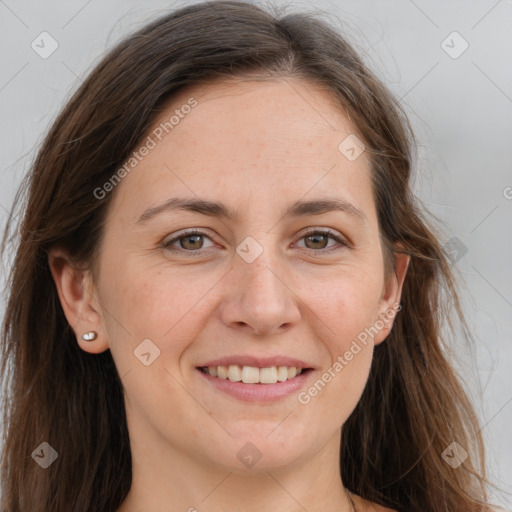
[162, 228, 349, 256]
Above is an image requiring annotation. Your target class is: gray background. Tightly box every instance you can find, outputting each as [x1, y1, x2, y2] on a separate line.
[1, 0, 511, 507]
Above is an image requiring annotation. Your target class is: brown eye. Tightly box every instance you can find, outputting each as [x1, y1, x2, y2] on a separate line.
[304, 233, 329, 250]
[179, 234, 204, 250]
[163, 230, 214, 253]
[296, 229, 348, 254]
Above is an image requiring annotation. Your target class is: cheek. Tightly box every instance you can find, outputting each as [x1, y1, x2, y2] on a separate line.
[299, 269, 381, 418]
[303, 294, 376, 429]
[311, 344, 373, 431]
[98, 262, 214, 418]
[306, 265, 383, 347]
[101, 260, 220, 360]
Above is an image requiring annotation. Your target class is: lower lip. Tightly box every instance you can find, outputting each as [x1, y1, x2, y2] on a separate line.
[196, 368, 314, 402]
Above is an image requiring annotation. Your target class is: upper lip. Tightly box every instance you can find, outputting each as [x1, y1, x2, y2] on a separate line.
[197, 355, 314, 369]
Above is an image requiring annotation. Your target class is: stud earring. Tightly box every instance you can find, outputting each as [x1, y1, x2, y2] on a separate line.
[81, 331, 97, 342]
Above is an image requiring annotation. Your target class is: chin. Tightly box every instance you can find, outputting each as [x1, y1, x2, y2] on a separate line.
[201, 427, 309, 473]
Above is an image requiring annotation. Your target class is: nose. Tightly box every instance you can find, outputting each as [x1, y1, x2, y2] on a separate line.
[219, 243, 301, 336]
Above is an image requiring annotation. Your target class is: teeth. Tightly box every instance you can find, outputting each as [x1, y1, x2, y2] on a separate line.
[217, 365, 228, 379]
[276, 366, 288, 382]
[202, 365, 305, 384]
[227, 364, 242, 381]
[241, 365, 260, 383]
[260, 366, 278, 384]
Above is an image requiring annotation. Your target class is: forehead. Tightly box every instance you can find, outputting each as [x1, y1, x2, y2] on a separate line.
[108, 76, 375, 224]
[162, 76, 359, 154]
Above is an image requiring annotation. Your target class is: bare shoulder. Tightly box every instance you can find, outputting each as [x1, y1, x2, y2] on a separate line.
[362, 500, 504, 512]
[350, 492, 397, 512]
[369, 504, 396, 512]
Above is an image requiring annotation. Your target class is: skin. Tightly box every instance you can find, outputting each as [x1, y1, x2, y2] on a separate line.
[49, 76, 409, 512]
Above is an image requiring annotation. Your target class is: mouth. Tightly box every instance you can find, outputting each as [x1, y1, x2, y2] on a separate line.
[196, 365, 313, 384]
[194, 355, 315, 402]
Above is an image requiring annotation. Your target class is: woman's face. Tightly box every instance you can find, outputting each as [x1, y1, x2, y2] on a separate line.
[76, 77, 408, 474]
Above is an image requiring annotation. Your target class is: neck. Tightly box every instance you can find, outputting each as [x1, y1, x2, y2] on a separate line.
[117, 428, 356, 512]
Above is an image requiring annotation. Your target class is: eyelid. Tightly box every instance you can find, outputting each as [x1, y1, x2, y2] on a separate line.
[295, 227, 350, 252]
[162, 228, 215, 252]
[162, 227, 350, 255]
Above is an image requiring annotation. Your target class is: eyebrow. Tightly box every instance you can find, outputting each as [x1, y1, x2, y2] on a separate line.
[136, 196, 368, 225]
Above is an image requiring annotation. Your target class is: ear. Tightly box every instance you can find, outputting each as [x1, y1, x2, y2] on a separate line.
[48, 248, 109, 354]
[373, 244, 410, 346]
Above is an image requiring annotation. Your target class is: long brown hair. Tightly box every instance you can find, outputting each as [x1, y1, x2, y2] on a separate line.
[0, 1, 500, 510]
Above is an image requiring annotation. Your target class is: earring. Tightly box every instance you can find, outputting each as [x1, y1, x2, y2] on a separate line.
[81, 331, 97, 342]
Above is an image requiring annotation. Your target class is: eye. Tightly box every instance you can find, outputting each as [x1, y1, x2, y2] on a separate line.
[163, 228, 348, 256]
[295, 228, 348, 254]
[163, 229, 215, 253]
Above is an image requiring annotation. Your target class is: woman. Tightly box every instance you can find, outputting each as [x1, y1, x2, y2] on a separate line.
[0, 1, 502, 511]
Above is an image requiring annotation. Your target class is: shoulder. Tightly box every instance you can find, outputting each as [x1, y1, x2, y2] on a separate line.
[360, 499, 502, 512]
[370, 505, 396, 512]
[350, 493, 396, 512]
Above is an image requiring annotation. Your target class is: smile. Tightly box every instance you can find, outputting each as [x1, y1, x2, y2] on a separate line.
[198, 365, 309, 384]
[196, 365, 314, 402]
